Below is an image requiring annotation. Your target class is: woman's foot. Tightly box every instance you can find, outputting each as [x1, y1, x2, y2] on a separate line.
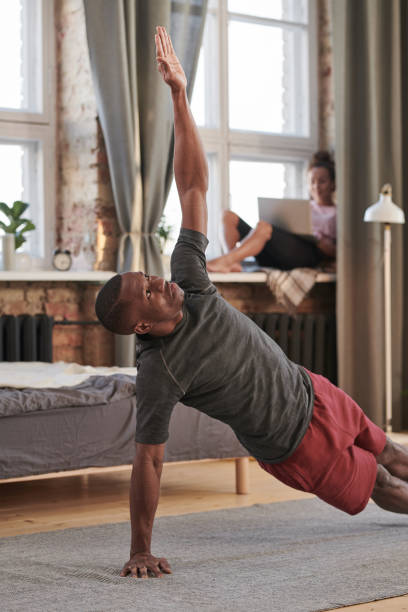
[207, 221, 272, 273]
[207, 256, 242, 273]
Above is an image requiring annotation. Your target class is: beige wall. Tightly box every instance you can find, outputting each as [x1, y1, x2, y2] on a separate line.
[317, 0, 335, 150]
[55, 0, 119, 271]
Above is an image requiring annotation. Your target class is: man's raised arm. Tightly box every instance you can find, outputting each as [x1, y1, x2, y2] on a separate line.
[156, 26, 208, 236]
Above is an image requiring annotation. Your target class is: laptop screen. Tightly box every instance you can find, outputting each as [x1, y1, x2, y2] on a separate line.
[258, 197, 313, 236]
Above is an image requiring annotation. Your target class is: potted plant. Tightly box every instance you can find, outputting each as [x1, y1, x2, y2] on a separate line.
[156, 214, 173, 254]
[156, 215, 173, 275]
[0, 201, 36, 269]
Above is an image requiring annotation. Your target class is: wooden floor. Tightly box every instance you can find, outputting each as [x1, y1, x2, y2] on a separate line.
[1, 457, 408, 611]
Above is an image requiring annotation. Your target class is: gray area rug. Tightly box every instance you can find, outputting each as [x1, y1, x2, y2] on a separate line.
[1, 498, 408, 612]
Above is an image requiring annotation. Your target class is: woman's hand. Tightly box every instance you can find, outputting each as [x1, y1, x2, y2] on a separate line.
[316, 236, 336, 259]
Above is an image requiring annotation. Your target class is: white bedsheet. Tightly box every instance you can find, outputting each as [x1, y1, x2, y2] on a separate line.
[0, 361, 137, 389]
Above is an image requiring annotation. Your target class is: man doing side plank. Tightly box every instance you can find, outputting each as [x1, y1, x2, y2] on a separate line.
[95, 27, 408, 579]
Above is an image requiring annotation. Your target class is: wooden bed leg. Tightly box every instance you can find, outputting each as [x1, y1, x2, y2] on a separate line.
[235, 457, 249, 495]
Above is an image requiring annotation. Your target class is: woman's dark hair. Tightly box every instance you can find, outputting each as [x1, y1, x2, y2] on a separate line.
[308, 150, 335, 185]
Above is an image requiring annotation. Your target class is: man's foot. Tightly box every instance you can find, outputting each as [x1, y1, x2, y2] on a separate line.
[207, 256, 242, 273]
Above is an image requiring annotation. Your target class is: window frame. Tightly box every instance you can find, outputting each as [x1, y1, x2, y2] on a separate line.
[0, 0, 56, 263]
[193, 0, 318, 256]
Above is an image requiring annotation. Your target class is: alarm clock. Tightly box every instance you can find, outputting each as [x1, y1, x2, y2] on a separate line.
[52, 248, 72, 271]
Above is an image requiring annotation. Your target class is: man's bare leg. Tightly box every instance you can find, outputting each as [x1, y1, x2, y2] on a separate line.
[376, 437, 408, 481]
[370, 438, 408, 514]
[207, 220, 273, 273]
[371, 465, 408, 513]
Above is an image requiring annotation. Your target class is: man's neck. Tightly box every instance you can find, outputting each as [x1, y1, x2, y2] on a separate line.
[149, 309, 184, 337]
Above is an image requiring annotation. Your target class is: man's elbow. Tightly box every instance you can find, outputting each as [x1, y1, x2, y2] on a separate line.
[178, 177, 208, 201]
[179, 186, 208, 208]
[134, 442, 165, 472]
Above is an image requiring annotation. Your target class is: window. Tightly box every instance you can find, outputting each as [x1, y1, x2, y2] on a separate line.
[164, 0, 317, 259]
[0, 0, 55, 262]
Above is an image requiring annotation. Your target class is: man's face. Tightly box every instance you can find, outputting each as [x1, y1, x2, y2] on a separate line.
[119, 271, 184, 333]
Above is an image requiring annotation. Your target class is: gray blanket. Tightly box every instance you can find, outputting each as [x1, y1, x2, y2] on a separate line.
[0, 375, 136, 417]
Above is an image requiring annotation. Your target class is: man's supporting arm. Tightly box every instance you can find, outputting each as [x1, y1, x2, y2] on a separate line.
[120, 443, 171, 578]
[156, 26, 208, 236]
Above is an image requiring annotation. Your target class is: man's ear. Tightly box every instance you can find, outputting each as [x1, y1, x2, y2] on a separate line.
[133, 321, 153, 335]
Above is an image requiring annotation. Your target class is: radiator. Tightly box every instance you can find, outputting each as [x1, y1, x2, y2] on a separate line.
[249, 313, 337, 384]
[0, 312, 336, 380]
[0, 315, 54, 362]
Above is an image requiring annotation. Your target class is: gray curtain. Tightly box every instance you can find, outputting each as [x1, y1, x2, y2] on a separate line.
[332, 0, 408, 428]
[84, 0, 207, 365]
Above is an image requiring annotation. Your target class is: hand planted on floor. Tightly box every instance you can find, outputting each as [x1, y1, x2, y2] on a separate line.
[120, 552, 172, 578]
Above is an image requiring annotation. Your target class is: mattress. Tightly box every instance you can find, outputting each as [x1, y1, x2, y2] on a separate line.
[0, 374, 246, 479]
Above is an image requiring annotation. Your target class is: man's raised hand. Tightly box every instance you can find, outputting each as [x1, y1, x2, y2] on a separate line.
[120, 552, 172, 579]
[155, 26, 187, 93]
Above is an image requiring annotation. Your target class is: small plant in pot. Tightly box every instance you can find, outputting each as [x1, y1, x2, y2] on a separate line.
[156, 214, 173, 254]
[0, 201, 36, 269]
[156, 215, 173, 275]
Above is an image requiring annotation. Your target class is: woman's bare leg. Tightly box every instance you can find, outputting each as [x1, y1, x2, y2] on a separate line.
[223, 210, 241, 250]
[207, 220, 273, 273]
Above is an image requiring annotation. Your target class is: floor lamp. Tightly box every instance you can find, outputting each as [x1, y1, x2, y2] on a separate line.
[363, 184, 405, 432]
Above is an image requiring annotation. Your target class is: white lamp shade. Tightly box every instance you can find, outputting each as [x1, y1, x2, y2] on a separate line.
[364, 193, 405, 224]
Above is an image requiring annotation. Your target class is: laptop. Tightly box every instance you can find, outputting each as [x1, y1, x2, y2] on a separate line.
[257, 197, 316, 241]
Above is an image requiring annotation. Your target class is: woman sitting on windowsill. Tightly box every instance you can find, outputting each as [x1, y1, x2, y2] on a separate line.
[207, 151, 337, 273]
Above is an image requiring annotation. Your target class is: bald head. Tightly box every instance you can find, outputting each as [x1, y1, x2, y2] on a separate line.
[95, 271, 185, 337]
[95, 274, 132, 335]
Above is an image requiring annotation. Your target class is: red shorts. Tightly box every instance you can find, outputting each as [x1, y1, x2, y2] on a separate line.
[258, 370, 386, 515]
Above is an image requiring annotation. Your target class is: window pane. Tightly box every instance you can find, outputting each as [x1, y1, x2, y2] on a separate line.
[229, 159, 306, 228]
[0, 141, 43, 256]
[0, 0, 42, 112]
[163, 155, 220, 258]
[190, 11, 218, 128]
[190, 49, 205, 126]
[228, 0, 308, 23]
[228, 20, 308, 135]
[162, 181, 182, 256]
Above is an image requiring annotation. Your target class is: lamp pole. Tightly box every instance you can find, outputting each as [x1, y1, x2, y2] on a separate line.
[384, 223, 392, 432]
[363, 183, 405, 433]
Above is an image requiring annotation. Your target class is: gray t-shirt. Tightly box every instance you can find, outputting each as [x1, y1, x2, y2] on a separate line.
[135, 228, 314, 463]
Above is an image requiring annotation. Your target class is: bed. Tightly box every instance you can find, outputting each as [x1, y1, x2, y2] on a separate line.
[0, 363, 248, 489]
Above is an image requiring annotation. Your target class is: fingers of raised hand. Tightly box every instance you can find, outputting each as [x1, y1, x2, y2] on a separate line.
[164, 28, 174, 54]
[156, 26, 174, 56]
[156, 26, 168, 56]
[159, 25, 171, 54]
[155, 32, 165, 58]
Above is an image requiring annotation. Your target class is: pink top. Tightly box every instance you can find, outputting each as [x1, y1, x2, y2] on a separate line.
[310, 200, 337, 243]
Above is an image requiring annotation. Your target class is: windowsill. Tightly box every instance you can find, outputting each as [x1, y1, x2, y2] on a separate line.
[0, 270, 337, 283]
[208, 271, 336, 283]
[0, 270, 116, 282]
